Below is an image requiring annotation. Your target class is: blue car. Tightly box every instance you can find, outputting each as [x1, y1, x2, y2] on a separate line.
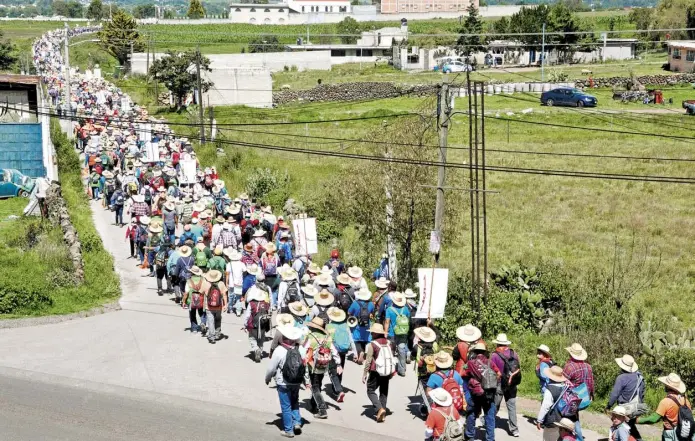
[0, 169, 36, 199]
[540, 88, 598, 108]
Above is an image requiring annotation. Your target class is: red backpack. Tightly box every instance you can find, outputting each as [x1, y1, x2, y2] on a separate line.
[189, 278, 205, 309]
[207, 283, 223, 308]
[437, 370, 465, 411]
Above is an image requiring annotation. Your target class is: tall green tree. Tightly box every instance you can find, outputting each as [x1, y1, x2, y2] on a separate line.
[52, 0, 68, 16]
[248, 35, 284, 53]
[0, 30, 17, 71]
[456, 4, 484, 56]
[627, 8, 654, 33]
[98, 10, 143, 69]
[187, 0, 205, 19]
[149, 50, 213, 108]
[133, 3, 156, 18]
[337, 17, 360, 44]
[86, 0, 103, 20]
[66, 0, 83, 17]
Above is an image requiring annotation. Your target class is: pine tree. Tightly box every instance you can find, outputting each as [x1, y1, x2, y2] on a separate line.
[187, 0, 205, 19]
[98, 10, 143, 69]
[456, 5, 484, 56]
[86, 0, 103, 20]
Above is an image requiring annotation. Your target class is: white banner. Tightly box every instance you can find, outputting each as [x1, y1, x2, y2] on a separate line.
[180, 159, 197, 184]
[415, 268, 449, 319]
[142, 141, 158, 163]
[292, 217, 318, 256]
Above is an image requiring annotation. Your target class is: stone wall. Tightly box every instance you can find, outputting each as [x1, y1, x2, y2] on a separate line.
[45, 183, 85, 282]
[575, 73, 695, 89]
[273, 82, 438, 105]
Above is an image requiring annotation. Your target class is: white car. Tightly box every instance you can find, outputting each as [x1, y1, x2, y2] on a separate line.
[441, 60, 474, 73]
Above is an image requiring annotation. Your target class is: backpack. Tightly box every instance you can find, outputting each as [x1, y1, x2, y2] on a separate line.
[137, 226, 148, 244]
[373, 341, 395, 377]
[309, 334, 331, 369]
[179, 256, 194, 279]
[247, 300, 270, 331]
[262, 254, 277, 276]
[282, 344, 306, 384]
[316, 305, 329, 325]
[189, 278, 205, 309]
[194, 249, 208, 268]
[434, 407, 464, 441]
[357, 301, 371, 327]
[469, 358, 498, 397]
[106, 181, 116, 194]
[416, 343, 437, 377]
[437, 371, 465, 411]
[668, 395, 695, 441]
[329, 322, 351, 352]
[552, 384, 583, 418]
[207, 283, 223, 308]
[115, 192, 125, 206]
[154, 249, 168, 267]
[390, 306, 409, 336]
[204, 175, 213, 187]
[285, 281, 300, 305]
[498, 350, 522, 388]
[337, 287, 353, 312]
[201, 220, 212, 240]
[144, 188, 152, 204]
[90, 173, 100, 185]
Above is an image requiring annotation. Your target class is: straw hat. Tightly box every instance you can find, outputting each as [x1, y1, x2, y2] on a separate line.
[391, 292, 406, 307]
[246, 287, 267, 302]
[320, 266, 333, 276]
[659, 373, 687, 394]
[375, 277, 389, 289]
[315, 289, 335, 307]
[404, 288, 416, 299]
[224, 249, 241, 261]
[544, 365, 567, 383]
[288, 302, 308, 317]
[471, 342, 488, 352]
[316, 273, 332, 287]
[347, 266, 363, 279]
[553, 418, 576, 433]
[369, 323, 386, 335]
[456, 324, 482, 342]
[179, 245, 192, 257]
[239, 193, 249, 200]
[537, 344, 551, 356]
[492, 333, 512, 346]
[189, 266, 203, 276]
[278, 325, 303, 342]
[306, 317, 326, 332]
[226, 205, 240, 215]
[199, 211, 209, 220]
[355, 288, 372, 301]
[307, 262, 321, 274]
[261, 205, 272, 214]
[565, 343, 588, 361]
[149, 224, 163, 234]
[205, 270, 223, 283]
[615, 354, 638, 373]
[265, 243, 277, 254]
[276, 313, 294, 327]
[245, 264, 262, 277]
[301, 285, 318, 297]
[327, 307, 346, 323]
[434, 351, 454, 369]
[610, 406, 629, 418]
[102, 170, 114, 179]
[139, 215, 151, 225]
[213, 245, 223, 256]
[164, 201, 175, 211]
[133, 194, 145, 203]
[281, 268, 298, 282]
[193, 202, 205, 212]
[336, 273, 351, 285]
[414, 326, 436, 343]
[244, 243, 253, 252]
[429, 388, 453, 407]
[253, 229, 266, 238]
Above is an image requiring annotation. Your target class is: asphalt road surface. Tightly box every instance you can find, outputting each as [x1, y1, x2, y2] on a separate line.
[0, 372, 405, 441]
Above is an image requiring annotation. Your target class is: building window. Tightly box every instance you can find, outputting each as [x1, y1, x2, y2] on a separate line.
[330, 6, 333, 11]
[250, 17, 256, 22]
[278, 8, 284, 11]
[279, 17, 285, 22]
[250, 7, 256, 11]
[301, 5, 304, 11]
[673, 48, 681, 59]
[360, 49, 373, 56]
[235, 7, 241, 11]
[264, 8, 270, 11]
[331, 49, 346, 57]
[687, 50, 695, 62]
[264, 17, 271, 23]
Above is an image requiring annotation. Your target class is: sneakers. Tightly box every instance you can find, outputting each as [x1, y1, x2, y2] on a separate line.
[293, 425, 302, 435]
[280, 432, 294, 438]
[337, 392, 345, 403]
[376, 408, 387, 423]
[314, 412, 327, 420]
[254, 348, 262, 363]
[511, 432, 520, 437]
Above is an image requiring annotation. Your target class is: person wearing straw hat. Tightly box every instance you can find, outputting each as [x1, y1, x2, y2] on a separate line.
[173, 245, 195, 304]
[536, 365, 569, 441]
[166, 243, 182, 301]
[347, 266, 368, 291]
[302, 317, 342, 419]
[301, 284, 317, 308]
[211, 214, 224, 246]
[554, 418, 578, 441]
[491, 333, 521, 437]
[335, 273, 355, 313]
[313, 272, 336, 295]
[425, 388, 465, 441]
[326, 307, 355, 403]
[224, 248, 245, 316]
[426, 352, 464, 408]
[310, 289, 335, 326]
[563, 343, 595, 441]
[260, 242, 281, 311]
[178, 224, 196, 247]
[536, 344, 556, 396]
[182, 266, 209, 335]
[207, 245, 227, 273]
[270, 302, 310, 356]
[276, 230, 293, 266]
[203, 269, 227, 344]
[384, 292, 410, 377]
[110, 184, 126, 226]
[637, 373, 692, 441]
[129, 194, 151, 223]
[347, 287, 375, 364]
[189, 217, 205, 244]
[242, 278, 272, 362]
[265, 324, 306, 438]
[89, 167, 102, 200]
[135, 215, 151, 266]
[453, 324, 483, 377]
[362, 323, 396, 423]
[463, 342, 500, 441]
[608, 406, 632, 441]
[144, 222, 165, 277]
[153, 238, 173, 296]
[192, 237, 212, 273]
[607, 355, 645, 441]
[215, 221, 239, 251]
[278, 268, 301, 314]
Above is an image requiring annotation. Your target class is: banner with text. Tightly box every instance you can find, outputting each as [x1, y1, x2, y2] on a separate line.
[292, 217, 318, 256]
[415, 268, 449, 319]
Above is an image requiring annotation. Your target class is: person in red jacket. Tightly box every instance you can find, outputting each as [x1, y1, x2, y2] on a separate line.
[125, 218, 138, 258]
[463, 342, 500, 441]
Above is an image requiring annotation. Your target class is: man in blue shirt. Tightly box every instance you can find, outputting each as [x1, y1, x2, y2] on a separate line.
[384, 292, 410, 377]
[347, 288, 375, 364]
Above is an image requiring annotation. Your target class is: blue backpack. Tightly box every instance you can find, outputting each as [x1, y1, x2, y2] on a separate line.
[329, 322, 351, 352]
[554, 383, 591, 417]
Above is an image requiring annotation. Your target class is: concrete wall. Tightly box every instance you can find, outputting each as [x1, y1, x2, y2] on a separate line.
[202, 67, 273, 108]
[229, 7, 291, 24]
[132, 51, 331, 75]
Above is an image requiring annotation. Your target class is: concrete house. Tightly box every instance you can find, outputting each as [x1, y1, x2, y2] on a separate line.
[667, 41, 695, 73]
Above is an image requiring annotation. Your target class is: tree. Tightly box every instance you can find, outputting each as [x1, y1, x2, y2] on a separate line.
[163, 8, 175, 18]
[86, 0, 103, 20]
[0, 30, 17, 70]
[98, 10, 144, 70]
[133, 3, 156, 18]
[337, 17, 360, 44]
[248, 35, 285, 53]
[628, 7, 654, 34]
[149, 50, 213, 108]
[66, 0, 83, 17]
[187, 0, 205, 19]
[52, 0, 68, 16]
[457, 4, 484, 56]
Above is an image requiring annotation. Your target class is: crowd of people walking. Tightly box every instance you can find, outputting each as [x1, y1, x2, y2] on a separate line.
[31, 26, 695, 441]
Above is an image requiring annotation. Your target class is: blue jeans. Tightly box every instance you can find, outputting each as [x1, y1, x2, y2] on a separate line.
[390, 335, 408, 376]
[228, 293, 242, 314]
[92, 187, 100, 200]
[465, 396, 496, 441]
[575, 419, 583, 441]
[114, 205, 123, 225]
[277, 385, 302, 433]
[147, 251, 156, 271]
[165, 224, 175, 244]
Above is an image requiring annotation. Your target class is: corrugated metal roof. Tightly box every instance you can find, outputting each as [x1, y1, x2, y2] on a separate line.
[0, 74, 41, 86]
[667, 40, 695, 50]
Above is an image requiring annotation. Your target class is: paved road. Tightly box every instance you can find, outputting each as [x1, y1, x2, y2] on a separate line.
[0, 200, 602, 440]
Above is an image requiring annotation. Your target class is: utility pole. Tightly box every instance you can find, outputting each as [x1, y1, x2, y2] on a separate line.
[602, 32, 607, 63]
[466, 70, 476, 294]
[434, 75, 450, 263]
[146, 38, 150, 77]
[541, 22, 546, 82]
[129, 41, 134, 75]
[384, 142, 397, 283]
[195, 44, 206, 144]
[63, 23, 71, 120]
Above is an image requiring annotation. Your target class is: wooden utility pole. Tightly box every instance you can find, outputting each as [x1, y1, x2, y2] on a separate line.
[434, 76, 451, 263]
[63, 23, 71, 116]
[195, 44, 206, 144]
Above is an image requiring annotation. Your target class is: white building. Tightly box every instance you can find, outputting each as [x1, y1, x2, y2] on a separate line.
[228, 4, 296, 24]
[288, 0, 351, 13]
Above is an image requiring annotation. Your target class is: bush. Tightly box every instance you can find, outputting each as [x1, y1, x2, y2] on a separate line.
[245, 167, 289, 201]
[0, 285, 53, 314]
